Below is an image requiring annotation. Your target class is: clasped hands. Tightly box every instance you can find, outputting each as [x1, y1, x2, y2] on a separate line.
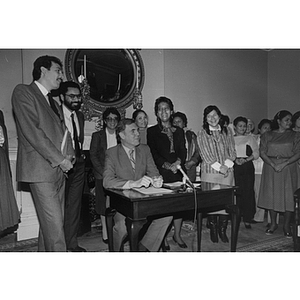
[219, 165, 230, 177]
[271, 160, 289, 172]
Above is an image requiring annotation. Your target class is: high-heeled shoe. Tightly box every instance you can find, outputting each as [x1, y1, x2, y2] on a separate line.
[173, 236, 187, 248]
[283, 228, 292, 238]
[265, 224, 278, 235]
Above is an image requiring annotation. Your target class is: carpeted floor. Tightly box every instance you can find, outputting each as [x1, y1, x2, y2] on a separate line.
[237, 235, 294, 252]
[0, 219, 296, 252]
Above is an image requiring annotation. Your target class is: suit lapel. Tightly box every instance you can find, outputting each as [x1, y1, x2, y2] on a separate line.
[118, 144, 135, 177]
[30, 82, 64, 126]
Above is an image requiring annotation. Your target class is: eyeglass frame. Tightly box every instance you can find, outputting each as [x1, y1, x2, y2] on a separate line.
[65, 94, 82, 100]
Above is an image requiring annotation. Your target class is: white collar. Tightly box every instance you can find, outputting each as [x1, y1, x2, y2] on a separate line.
[34, 81, 49, 96]
[209, 125, 221, 131]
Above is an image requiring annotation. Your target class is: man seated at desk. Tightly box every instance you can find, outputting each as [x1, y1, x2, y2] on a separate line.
[103, 118, 173, 251]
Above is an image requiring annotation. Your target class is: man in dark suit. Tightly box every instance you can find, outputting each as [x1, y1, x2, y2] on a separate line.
[59, 81, 86, 252]
[103, 118, 173, 251]
[11, 55, 74, 251]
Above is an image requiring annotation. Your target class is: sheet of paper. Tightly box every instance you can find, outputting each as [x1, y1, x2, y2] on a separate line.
[132, 186, 174, 195]
[163, 181, 183, 188]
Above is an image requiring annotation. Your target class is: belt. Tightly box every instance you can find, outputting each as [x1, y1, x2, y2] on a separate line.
[268, 156, 290, 160]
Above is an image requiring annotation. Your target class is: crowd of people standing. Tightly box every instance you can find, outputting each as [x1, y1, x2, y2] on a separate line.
[2, 54, 300, 252]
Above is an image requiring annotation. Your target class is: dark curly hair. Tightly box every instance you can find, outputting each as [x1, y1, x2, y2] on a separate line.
[233, 116, 248, 127]
[271, 110, 292, 130]
[132, 109, 148, 122]
[171, 111, 188, 127]
[203, 105, 227, 135]
[103, 107, 121, 129]
[257, 119, 272, 132]
[154, 96, 174, 116]
[32, 55, 62, 81]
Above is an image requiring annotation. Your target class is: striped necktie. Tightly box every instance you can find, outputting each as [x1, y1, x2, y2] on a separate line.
[129, 149, 135, 172]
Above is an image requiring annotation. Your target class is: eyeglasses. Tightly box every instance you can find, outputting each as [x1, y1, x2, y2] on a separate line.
[66, 94, 82, 100]
[106, 117, 118, 122]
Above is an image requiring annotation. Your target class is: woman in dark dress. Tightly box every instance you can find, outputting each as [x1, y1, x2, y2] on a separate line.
[233, 116, 259, 229]
[0, 110, 20, 237]
[147, 97, 187, 248]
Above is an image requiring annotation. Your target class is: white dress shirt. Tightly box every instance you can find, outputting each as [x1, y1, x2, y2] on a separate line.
[62, 104, 80, 149]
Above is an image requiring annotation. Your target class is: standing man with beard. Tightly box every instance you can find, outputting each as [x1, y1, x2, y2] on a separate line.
[59, 81, 86, 252]
[12, 55, 74, 251]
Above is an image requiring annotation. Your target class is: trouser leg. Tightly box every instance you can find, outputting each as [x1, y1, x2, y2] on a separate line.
[30, 174, 66, 252]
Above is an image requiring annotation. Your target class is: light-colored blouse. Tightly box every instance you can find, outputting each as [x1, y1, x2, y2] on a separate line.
[234, 134, 259, 159]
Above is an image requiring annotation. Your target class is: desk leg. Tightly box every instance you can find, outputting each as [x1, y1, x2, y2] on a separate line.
[127, 219, 147, 251]
[294, 193, 300, 251]
[227, 204, 240, 252]
[197, 212, 203, 252]
[105, 208, 116, 252]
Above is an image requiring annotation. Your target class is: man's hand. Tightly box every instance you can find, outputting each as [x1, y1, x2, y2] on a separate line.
[59, 158, 74, 172]
[130, 176, 154, 188]
[66, 154, 76, 165]
[185, 160, 194, 170]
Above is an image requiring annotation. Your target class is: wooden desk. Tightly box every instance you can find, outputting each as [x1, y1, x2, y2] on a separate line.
[105, 182, 240, 252]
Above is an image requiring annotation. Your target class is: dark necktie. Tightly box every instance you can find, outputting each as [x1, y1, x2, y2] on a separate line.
[71, 113, 81, 157]
[129, 149, 135, 172]
[47, 93, 60, 118]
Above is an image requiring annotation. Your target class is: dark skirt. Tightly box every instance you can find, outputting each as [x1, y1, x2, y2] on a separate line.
[234, 161, 256, 222]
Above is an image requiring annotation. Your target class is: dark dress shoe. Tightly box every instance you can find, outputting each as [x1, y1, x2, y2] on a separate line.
[244, 222, 252, 229]
[173, 236, 187, 248]
[102, 238, 108, 244]
[68, 246, 87, 252]
[164, 240, 170, 251]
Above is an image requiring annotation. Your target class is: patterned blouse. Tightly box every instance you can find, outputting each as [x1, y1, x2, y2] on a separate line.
[197, 127, 236, 176]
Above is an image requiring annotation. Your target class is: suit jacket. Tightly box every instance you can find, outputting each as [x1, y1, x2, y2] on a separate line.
[103, 143, 159, 189]
[11, 82, 74, 183]
[89, 129, 108, 179]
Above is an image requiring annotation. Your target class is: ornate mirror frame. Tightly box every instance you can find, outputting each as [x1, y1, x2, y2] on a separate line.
[64, 49, 145, 121]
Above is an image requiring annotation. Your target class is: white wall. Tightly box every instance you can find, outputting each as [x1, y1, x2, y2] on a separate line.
[164, 49, 268, 133]
[267, 49, 300, 119]
[2, 48, 300, 147]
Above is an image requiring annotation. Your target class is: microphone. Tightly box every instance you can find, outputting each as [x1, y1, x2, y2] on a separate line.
[176, 165, 194, 189]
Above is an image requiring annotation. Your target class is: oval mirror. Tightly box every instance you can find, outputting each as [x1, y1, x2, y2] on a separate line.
[65, 49, 144, 119]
